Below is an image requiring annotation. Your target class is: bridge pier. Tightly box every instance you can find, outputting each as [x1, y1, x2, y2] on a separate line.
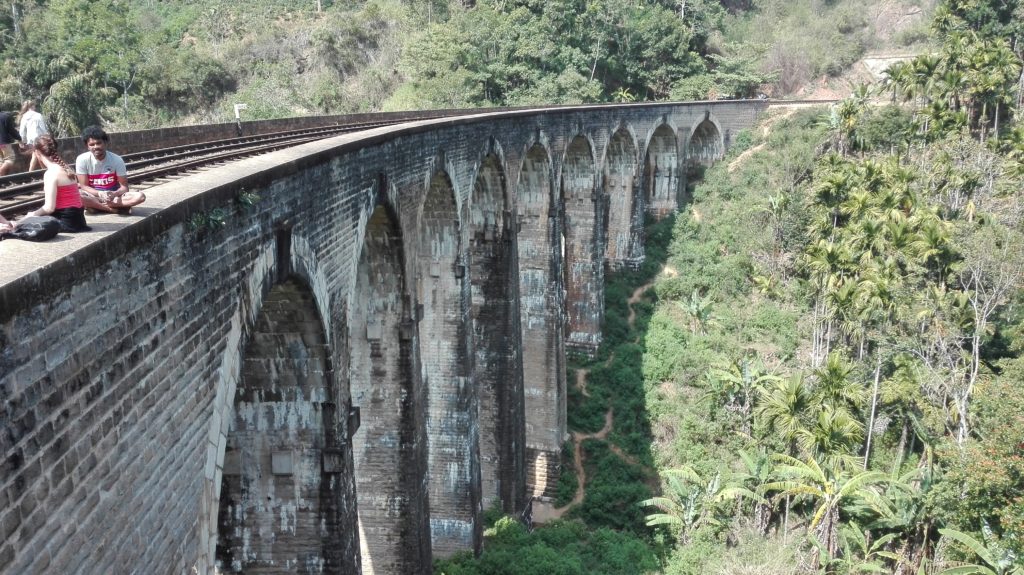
[350, 203, 432, 575]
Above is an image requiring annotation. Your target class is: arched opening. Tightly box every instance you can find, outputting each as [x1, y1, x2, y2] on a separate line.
[516, 143, 566, 498]
[215, 279, 340, 572]
[604, 127, 641, 268]
[417, 171, 478, 557]
[643, 124, 679, 218]
[562, 135, 603, 352]
[687, 118, 724, 168]
[350, 203, 427, 575]
[470, 154, 525, 514]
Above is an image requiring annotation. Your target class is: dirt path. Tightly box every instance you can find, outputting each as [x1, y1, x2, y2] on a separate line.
[534, 276, 661, 522]
[728, 108, 797, 173]
[575, 368, 590, 397]
[626, 281, 655, 329]
[539, 409, 616, 519]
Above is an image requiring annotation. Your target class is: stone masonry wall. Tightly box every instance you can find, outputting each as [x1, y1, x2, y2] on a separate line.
[0, 100, 767, 575]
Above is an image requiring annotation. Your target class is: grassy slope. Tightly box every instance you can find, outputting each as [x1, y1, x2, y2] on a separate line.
[718, 0, 936, 97]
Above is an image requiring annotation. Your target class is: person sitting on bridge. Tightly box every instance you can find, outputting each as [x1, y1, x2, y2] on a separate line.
[75, 126, 145, 213]
[0, 110, 22, 177]
[22, 134, 90, 232]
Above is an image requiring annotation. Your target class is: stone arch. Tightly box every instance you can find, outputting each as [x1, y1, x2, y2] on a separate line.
[416, 170, 478, 557]
[643, 123, 680, 218]
[469, 152, 526, 515]
[515, 142, 566, 498]
[196, 244, 275, 575]
[687, 115, 725, 167]
[350, 197, 428, 575]
[561, 135, 603, 352]
[604, 126, 641, 268]
[214, 275, 340, 572]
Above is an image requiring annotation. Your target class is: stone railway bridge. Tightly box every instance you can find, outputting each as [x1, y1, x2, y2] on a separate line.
[0, 100, 769, 574]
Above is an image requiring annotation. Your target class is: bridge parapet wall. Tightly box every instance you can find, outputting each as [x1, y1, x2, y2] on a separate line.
[0, 100, 767, 574]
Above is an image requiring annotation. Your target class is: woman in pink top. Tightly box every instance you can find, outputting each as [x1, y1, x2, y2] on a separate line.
[24, 135, 89, 232]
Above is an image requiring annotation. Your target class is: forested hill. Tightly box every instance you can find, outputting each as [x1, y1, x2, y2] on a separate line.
[2, 0, 929, 135]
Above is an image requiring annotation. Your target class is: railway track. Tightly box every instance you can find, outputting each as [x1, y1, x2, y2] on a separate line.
[0, 120, 399, 219]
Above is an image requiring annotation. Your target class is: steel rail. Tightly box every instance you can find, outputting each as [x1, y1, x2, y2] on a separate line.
[0, 121, 397, 218]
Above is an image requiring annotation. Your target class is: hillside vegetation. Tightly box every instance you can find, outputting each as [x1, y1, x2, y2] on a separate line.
[3, 0, 929, 134]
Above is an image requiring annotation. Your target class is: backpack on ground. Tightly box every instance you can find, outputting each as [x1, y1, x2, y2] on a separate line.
[2, 216, 61, 241]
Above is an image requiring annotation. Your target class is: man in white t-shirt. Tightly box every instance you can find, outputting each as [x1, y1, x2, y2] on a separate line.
[75, 126, 145, 213]
[18, 100, 48, 171]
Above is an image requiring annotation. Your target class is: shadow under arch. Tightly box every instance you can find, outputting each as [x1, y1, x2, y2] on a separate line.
[516, 141, 566, 499]
[561, 134, 604, 353]
[687, 115, 725, 168]
[604, 126, 642, 269]
[416, 168, 479, 558]
[469, 152, 527, 516]
[214, 272, 348, 572]
[642, 123, 680, 219]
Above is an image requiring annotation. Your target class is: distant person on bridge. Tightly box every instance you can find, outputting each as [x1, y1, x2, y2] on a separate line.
[0, 110, 22, 177]
[18, 100, 49, 171]
[22, 134, 89, 232]
[75, 126, 145, 214]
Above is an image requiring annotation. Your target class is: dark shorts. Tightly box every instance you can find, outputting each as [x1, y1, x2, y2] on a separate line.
[52, 207, 91, 232]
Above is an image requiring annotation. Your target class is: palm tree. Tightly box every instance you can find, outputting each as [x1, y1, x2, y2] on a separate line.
[812, 352, 865, 416]
[826, 279, 862, 346]
[911, 215, 956, 283]
[796, 405, 865, 468]
[762, 454, 891, 563]
[755, 373, 811, 453]
[857, 264, 900, 328]
[805, 239, 856, 291]
[911, 54, 942, 104]
[884, 60, 915, 102]
[850, 218, 888, 264]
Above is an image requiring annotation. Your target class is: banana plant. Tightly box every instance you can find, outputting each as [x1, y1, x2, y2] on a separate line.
[938, 528, 1021, 575]
[640, 465, 763, 544]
